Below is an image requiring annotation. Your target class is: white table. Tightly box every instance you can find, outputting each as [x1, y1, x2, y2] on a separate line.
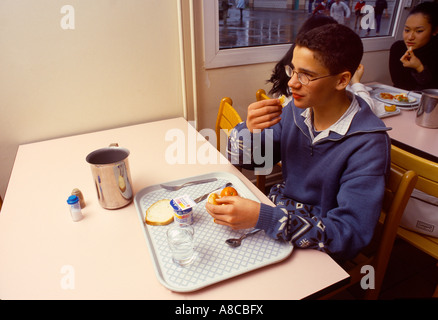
[369, 83, 438, 162]
[0, 117, 349, 300]
[383, 109, 438, 162]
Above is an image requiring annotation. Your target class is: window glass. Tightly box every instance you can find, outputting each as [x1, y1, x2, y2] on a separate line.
[219, 0, 399, 49]
[205, 0, 406, 68]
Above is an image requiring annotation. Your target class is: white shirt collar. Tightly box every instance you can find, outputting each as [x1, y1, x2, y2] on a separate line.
[301, 91, 360, 143]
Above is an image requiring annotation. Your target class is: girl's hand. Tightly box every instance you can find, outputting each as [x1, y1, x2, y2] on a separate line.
[205, 196, 260, 230]
[351, 64, 364, 84]
[400, 47, 425, 73]
[246, 99, 282, 133]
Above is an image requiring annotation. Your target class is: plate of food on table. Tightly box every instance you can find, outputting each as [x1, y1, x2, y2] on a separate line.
[374, 92, 418, 109]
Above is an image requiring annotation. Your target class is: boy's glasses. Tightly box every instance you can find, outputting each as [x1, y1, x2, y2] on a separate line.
[284, 65, 336, 85]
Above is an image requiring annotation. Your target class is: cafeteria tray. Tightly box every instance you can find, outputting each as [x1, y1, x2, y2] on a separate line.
[134, 171, 293, 292]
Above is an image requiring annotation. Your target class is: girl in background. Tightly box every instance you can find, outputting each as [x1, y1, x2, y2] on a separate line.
[389, 2, 438, 90]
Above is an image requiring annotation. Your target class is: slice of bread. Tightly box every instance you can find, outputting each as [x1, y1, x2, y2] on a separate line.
[145, 199, 174, 225]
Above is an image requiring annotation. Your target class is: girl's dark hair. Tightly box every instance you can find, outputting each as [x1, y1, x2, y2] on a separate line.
[295, 23, 363, 77]
[267, 15, 338, 97]
[409, 1, 438, 31]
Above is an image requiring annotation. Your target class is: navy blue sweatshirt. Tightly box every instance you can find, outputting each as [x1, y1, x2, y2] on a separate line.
[228, 96, 391, 260]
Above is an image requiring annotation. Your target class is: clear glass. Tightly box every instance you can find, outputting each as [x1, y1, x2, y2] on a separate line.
[166, 223, 196, 266]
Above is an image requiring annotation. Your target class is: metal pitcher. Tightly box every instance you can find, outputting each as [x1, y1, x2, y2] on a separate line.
[416, 89, 438, 128]
[86, 144, 133, 209]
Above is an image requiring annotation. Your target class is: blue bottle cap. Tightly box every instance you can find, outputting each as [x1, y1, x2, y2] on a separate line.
[67, 195, 79, 205]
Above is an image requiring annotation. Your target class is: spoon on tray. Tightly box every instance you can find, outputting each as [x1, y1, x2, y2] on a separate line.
[225, 229, 261, 248]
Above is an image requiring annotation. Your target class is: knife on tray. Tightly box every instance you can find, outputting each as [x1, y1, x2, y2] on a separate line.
[194, 182, 232, 203]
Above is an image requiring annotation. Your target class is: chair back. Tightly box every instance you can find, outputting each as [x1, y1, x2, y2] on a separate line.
[215, 97, 242, 153]
[256, 89, 270, 101]
[390, 145, 438, 263]
[366, 166, 417, 299]
[321, 166, 417, 299]
[391, 145, 438, 197]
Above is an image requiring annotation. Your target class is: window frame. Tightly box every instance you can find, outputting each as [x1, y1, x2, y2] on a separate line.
[203, 0, 408, 69]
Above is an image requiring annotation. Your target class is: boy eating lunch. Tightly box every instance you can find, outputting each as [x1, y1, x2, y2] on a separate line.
[206, 24, 391, 260]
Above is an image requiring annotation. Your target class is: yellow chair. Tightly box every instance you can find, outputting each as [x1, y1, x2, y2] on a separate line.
[215, 97, 242, 154]
[321, 166, 418, 299]
[216, 97, 269, 192]
[390, 145, 438, 297]
[256, 88, 270, 101]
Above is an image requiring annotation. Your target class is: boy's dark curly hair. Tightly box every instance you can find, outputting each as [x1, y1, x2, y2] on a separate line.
[295, 23, 363, 77]
[267, 15, 338, 97]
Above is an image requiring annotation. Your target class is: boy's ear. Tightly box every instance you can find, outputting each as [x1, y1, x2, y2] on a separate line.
[335, 71, 352, 90]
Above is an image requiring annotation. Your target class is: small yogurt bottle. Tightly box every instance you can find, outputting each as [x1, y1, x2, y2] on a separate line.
[170, 195, 196, 225]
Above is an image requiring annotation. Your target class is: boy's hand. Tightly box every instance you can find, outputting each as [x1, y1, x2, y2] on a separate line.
[246, 99, 282, 133]
[205, 196, 260, 230]
[400, 47, 424, 73]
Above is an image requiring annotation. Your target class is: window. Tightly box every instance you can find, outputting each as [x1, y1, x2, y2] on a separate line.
[204, 0, 407, 69]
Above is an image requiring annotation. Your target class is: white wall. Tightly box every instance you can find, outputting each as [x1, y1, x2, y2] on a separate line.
[0, 0, 398, 201]
[0, 0, 184, 199]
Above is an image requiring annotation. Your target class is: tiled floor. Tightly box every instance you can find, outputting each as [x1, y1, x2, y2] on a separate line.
[379, 238, 437, 299]
[331, 238, 438, 300]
